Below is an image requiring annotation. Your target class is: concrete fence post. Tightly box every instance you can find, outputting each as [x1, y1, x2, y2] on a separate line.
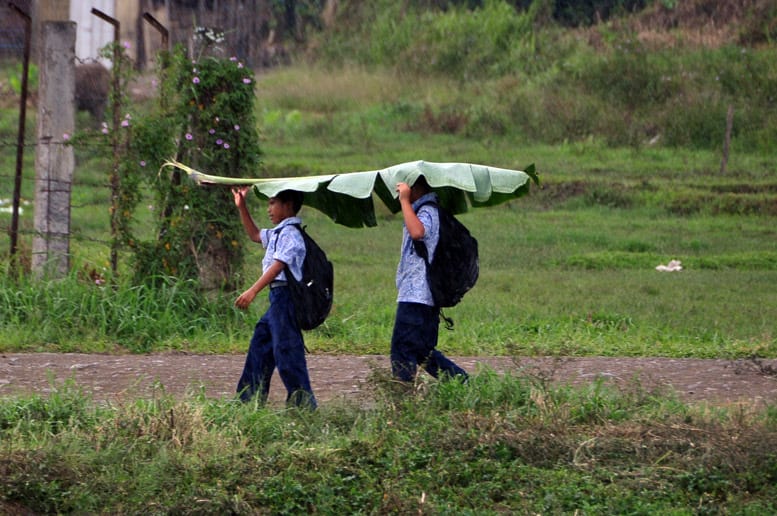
[32, 21, 76, 278]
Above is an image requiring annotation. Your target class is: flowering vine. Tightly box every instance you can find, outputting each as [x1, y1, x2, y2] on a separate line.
[74, 40, 261, 289]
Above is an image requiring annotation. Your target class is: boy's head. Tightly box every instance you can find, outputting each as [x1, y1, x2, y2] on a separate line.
[410, 175, 431, 201]
[275, 189, 304, 214]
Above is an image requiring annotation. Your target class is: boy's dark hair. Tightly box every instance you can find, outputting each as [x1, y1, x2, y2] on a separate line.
[413, 175, 431, 193]
[276, 190, 304, 214]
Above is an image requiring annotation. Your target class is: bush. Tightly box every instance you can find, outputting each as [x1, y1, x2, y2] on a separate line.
[130, 47, 262, 289]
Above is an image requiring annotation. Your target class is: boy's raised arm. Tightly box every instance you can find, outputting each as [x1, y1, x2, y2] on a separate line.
[397, 182, 425, 240]
[232, 186, 261, 243]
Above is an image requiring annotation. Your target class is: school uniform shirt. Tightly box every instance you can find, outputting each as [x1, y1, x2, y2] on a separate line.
[396, 192, 439, 306]
[260, 217, 305, 282]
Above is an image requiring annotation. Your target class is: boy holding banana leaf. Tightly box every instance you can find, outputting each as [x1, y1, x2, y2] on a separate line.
[232, 186, 317, 409]
[392, 177, 469, 384]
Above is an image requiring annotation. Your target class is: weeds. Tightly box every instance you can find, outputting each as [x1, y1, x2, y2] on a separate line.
[2, 372, 776, 513]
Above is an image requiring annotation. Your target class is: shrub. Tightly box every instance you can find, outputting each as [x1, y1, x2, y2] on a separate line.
[128, 46, 262, 289]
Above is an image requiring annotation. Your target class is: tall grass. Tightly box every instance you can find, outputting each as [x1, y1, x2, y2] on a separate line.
[1, 373, 776, 513]
[2, 196, 775, 357]
[0, 271, 247, 352]
[312, 1, 777, 152]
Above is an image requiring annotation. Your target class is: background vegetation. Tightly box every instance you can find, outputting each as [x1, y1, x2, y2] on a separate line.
[1, 0, 776, 512]
[1, 0, 775, 358]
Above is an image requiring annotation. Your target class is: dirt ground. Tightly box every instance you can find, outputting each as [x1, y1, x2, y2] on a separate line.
[2, 352, 777, 408]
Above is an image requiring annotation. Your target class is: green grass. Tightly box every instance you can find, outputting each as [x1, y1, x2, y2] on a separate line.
[2, 63, 776, 357]
[3, 11, 777, 513]
[1, 373, 776, 513]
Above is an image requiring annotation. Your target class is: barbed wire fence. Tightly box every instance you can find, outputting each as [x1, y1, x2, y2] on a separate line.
[2, 6, 161, 278]
[0, 138, 153, 278]
[3, 0, 320, 278]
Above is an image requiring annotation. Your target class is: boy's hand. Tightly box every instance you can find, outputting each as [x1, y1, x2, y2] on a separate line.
[396, 182, 411, 203]
[235, 287, 257, 310]
[232, 186, 251, 208]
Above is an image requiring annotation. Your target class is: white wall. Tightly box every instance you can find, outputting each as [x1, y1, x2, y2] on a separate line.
[70, 0, 114, 66]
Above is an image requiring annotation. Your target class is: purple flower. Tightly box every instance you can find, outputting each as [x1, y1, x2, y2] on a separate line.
[193, 77, 200, 84]
[238, 62, 244, 68]
[140, 160, 147, 167]
[185, 133, 193, 141]
[242, 77, 251, 84]
[223, 143, 230, 149]
[216, 139, 223, 145]
[121, 120, 130, 128]
[123, 41, 131, 49]
[208, 128, 215, 135]
[234, 124, 240, 131]
[230, 56, 238, 62]
[62, 133, 70, 141]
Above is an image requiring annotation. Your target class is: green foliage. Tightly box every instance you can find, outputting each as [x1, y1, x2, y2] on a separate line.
[66, 43, 261, 286]
[7, 61, 38, 94]
[550, 0, 649, 27]
[0, 270, 246, 352]
[1, 377, 776, 513]
[320, 0, 567, 79]
[126, 47, 261, 288]
[311, 2, 777, 152]
[581, 34, 677, 109]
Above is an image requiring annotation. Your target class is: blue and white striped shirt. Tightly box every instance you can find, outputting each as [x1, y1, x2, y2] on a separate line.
[260, 217, 305, 282]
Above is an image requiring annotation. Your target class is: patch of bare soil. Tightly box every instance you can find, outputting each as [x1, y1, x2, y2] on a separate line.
[2, 353, 777, 407]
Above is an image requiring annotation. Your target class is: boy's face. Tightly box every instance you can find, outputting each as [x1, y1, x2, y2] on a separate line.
[267, 197, 295, 224]
[410, 182, 427, 203]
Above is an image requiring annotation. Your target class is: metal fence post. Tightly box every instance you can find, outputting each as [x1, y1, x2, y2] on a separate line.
[91, 8, 122, 276]
[8, 2, 31, 274]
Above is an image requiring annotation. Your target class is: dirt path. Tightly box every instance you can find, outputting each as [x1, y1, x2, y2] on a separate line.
[2, 353, 777, 407]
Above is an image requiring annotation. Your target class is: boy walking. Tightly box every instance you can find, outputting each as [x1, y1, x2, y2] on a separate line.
[232, 186, 317, 409]
[391, 177, 468, 383]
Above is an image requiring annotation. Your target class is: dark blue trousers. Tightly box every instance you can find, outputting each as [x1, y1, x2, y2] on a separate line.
[390, 302, 468, 382]
[237, 286, 317, 409]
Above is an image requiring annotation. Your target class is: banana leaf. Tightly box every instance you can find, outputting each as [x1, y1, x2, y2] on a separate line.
[162, 160, 538, 228]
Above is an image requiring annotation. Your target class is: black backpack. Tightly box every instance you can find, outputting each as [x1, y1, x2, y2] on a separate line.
[412, 200, 479, 326]
[277, 224, 334, 331]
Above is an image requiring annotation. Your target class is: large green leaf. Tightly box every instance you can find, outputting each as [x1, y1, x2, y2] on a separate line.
[162, 160, 538, 228]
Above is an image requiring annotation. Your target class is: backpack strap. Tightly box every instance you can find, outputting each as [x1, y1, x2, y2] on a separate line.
[272, 223, 310, 351]
[272, 223, 305, 267]
[410, 199, 436, 264]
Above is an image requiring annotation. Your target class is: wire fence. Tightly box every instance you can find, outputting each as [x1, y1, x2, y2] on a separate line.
[2, 1, 296, 274]
[1, 138, 154, 261]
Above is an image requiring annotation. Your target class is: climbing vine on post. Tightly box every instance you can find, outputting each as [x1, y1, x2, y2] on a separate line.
[131, 43, 262, 290]
[73, 36, 261, 290]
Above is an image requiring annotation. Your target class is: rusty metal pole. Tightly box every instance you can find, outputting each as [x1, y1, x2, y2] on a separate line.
[9, 2, 32, 271]
[143, 11, 170, 111]
[142, 12, 169, 49]
[142, 12, 179, 239]
[91, 8, 122, 276]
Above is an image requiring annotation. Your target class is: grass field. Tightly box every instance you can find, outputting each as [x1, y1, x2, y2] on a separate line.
[2, 3, 777, 511]
[2, 63, 776, 357]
